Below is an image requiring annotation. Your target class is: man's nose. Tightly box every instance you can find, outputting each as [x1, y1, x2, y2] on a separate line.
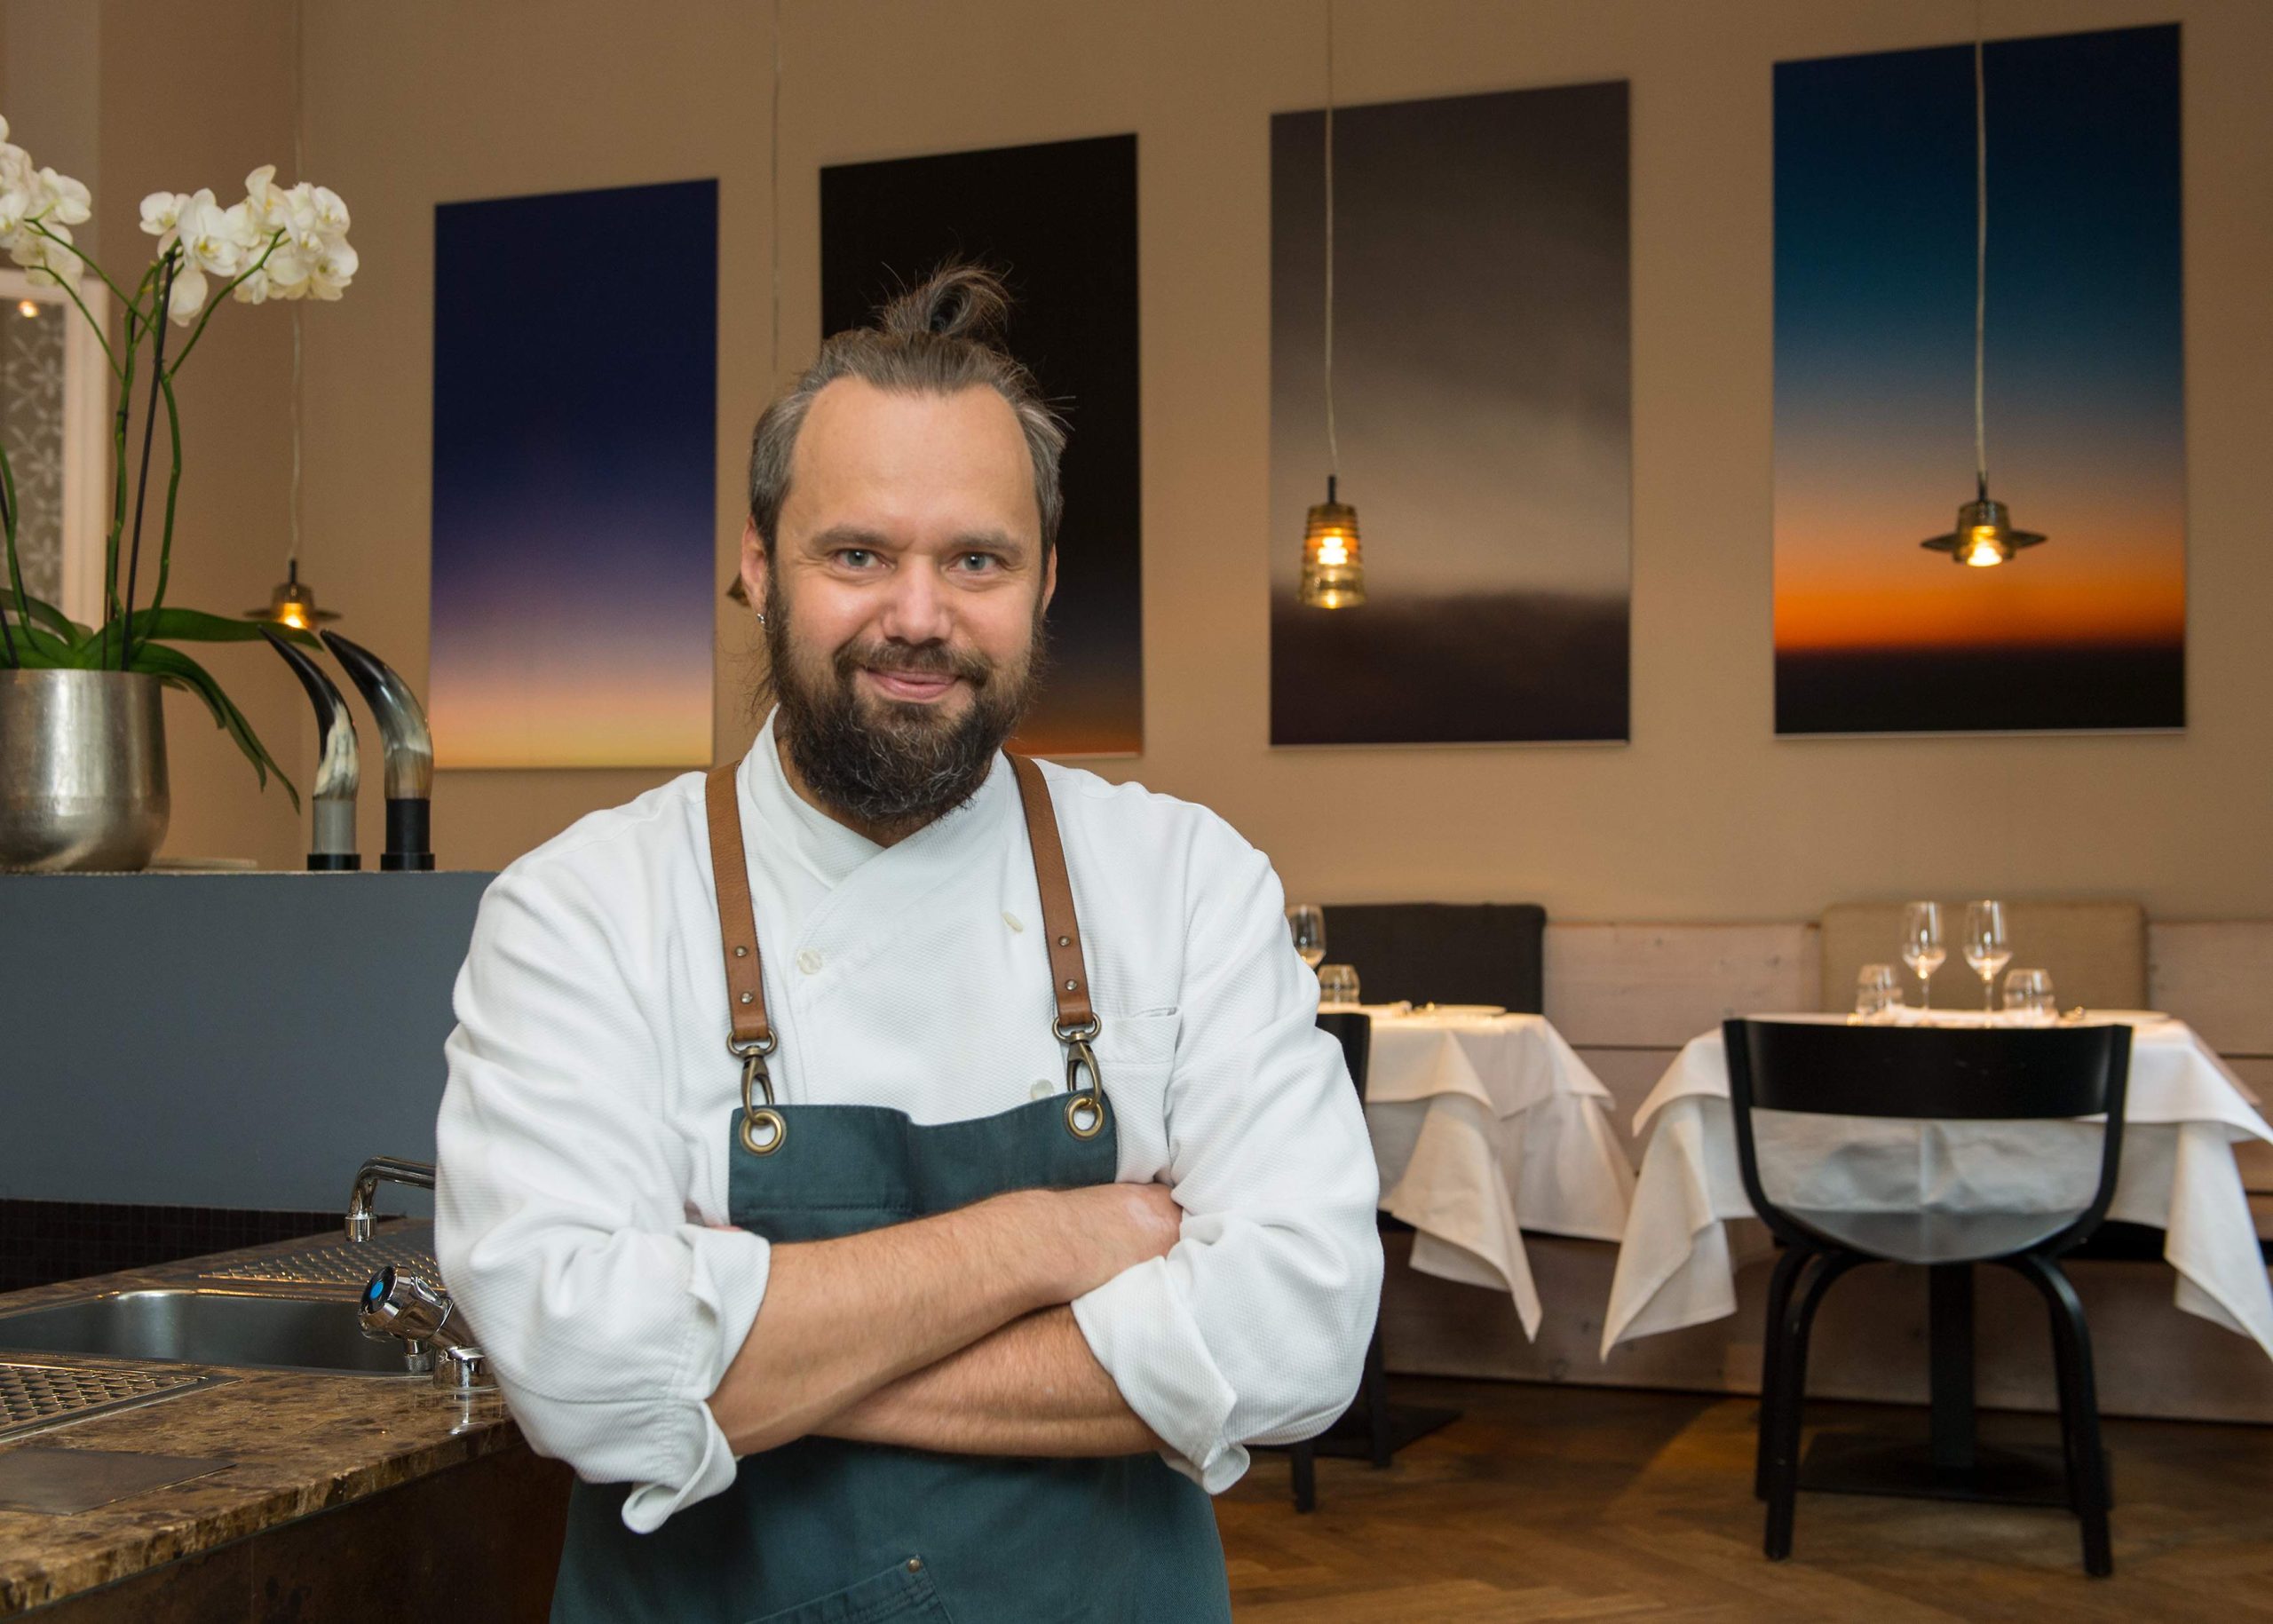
[874, 559, 954, 646]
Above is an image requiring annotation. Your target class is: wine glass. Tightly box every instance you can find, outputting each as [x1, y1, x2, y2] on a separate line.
[2003, 967, 2055, 1024]
[1963, 900, 2012, 1011]
[1899, 902, 1945, 1012]
[1853, 963, 1901, 1023]
[1286, 904, 1327, 970]
[1319, 963, 1361, 1006]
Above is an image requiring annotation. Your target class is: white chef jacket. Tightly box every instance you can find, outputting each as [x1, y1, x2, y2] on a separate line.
[434, 713, 1382, 1533]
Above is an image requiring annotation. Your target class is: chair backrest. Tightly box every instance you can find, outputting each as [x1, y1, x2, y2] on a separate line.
[1317, 1010, 1372, 1103]
[1321, 903, 1546, 1012]
[1723, 1018, 2133, 1261]
[1819, 899, 2145, 1014]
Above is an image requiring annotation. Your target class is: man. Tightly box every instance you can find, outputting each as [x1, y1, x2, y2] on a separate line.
[435, 264, 1382, 1622]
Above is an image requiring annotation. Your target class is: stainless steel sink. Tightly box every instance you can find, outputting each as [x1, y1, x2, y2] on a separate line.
[0, 1290, 424, 1377]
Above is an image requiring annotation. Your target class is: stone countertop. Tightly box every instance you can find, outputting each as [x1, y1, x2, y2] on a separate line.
[0, 1224, 526, 1615]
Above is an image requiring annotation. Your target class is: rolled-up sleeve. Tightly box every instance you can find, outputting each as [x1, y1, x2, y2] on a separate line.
[1070, 828, 1382, 1491]
[434, 860, 768, 1533]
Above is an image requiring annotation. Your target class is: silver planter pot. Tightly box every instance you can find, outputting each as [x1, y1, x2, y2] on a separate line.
[0, 669, 170, 872]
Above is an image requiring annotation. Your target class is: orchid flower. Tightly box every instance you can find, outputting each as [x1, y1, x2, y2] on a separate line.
[2, 106, 359, 812]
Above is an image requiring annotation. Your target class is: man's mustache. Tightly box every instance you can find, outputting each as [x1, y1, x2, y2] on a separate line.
[833, 639, 994, 689]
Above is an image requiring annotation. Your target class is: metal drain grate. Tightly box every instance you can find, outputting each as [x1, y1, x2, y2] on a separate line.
[0, 1360, 233, 1443]
[198, 1226, 440, 1291]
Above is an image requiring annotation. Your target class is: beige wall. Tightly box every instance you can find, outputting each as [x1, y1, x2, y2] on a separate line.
[23, 1, 2272, 919]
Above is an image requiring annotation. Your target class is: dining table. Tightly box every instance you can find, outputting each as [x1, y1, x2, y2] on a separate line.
[1600, 1008, 2273, 1501]
[1344, 1003, 1636, 1339]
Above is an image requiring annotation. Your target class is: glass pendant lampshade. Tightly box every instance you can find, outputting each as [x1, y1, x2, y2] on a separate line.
[1922, 489, 2046, 568]
[245, 558, 340, 629]
[1298, 477, 1366, 608]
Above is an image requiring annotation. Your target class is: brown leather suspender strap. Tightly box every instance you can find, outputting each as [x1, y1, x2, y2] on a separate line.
[1008, 754, 1098, 1038]
[704, 749, 1106, 1144]
[704, 764, 774, 1056]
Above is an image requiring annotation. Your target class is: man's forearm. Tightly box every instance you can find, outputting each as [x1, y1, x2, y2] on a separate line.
[820, 1306, 1161, 1457]
[708, 1182, 1181, 1457]
[708, 1191, 1068, 1455]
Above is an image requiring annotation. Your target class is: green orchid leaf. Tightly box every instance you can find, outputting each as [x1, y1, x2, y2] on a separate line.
[15, 593, 84, 643]
[3, 614, 82, 667]
[1, 627, 67, 669]
[129, 607, 321, 647]
[131, 641, 302, 813]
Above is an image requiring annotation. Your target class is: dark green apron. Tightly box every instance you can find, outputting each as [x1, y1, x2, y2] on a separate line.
[549, 757, 1232, 1623]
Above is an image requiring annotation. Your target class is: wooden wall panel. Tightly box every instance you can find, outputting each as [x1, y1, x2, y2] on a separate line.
[1568, 1047, 1669, 1161]
[2150, 922, 2273, 1056]
[1543, 923, 1819, 1047]
[1381, 1232, 2273, 1424]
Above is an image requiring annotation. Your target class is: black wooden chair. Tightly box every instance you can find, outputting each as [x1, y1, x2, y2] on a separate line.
[1724, 1018, 2133, 1577]
[1289, 1009, 1393, 1513]
[1319, 903, 1545, 1013]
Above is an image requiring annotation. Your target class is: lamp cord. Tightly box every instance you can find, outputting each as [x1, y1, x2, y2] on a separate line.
[289, 0, 305, 573]
[1973, 11, 1988, 500]
[1323, 0, 1338, 484]
[771, 0, 782, 385]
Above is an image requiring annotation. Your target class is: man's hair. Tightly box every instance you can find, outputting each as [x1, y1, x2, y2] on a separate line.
[745, 263, 1066, 562]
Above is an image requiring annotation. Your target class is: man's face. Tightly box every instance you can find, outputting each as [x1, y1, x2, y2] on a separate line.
[740, 377, 1056, 832]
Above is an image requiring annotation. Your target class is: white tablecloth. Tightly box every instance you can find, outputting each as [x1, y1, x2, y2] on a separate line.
[1348, 1007, 1635, 1337]
[1602, 1012, 2273, 1360]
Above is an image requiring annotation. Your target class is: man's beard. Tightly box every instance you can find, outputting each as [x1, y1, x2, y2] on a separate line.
[764, 578, 1048, 834]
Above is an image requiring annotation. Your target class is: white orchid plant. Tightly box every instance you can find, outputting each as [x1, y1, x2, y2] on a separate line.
[0, 112, 360, 805]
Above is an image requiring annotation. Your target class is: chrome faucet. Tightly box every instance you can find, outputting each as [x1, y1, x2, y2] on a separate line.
[360, 1264, 494, 1392]
[346, 1154, 434, 1243]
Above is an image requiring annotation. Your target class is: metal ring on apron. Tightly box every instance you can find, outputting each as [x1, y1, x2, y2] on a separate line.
[741, 1106, 787, 1155]
[738, 1047, 787, 1155]
[1062, 1034, 1107, 1141]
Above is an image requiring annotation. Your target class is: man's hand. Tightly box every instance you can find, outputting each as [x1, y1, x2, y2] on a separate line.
[706, 1182, 1180, 1456]
[1043, 1181, 1183, 1302]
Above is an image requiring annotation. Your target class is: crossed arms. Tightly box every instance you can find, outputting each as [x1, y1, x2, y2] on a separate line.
[706, 1182, 1184, 1459]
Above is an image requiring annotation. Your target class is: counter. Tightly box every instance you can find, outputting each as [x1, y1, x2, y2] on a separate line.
[0, 1225, 566, 1618]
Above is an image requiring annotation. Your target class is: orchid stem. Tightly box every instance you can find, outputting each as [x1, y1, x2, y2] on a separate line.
[165, 230, 284, 379]
[144, 370, 186, 627]
[28, 221, 140, 320]
[119, 257, 178, 671]
[0, 443, 23, 667]
[25, 245, 121, 379]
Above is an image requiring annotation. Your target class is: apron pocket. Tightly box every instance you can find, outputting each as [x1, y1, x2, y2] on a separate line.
[744, 1556, 954, 1624]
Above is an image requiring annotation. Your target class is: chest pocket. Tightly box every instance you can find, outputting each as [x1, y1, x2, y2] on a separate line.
[1094, 1010, 1179, 1089]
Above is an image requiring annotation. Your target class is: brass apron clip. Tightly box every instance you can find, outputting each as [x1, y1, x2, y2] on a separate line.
[1057, 1017, 1107, 1140]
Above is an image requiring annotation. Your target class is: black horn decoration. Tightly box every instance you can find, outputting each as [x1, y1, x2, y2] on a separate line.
[261, 627, 361, 870]
[321, 631, 435, 872]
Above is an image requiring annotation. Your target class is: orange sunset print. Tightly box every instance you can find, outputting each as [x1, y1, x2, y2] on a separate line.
[1774, 25, 2184, 734]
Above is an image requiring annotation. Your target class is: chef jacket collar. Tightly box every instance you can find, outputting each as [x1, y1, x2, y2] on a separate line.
[738, 707, 1018, 894]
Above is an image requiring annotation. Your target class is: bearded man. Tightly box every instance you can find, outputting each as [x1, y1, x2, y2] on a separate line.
[435, 264, 1382, 1623]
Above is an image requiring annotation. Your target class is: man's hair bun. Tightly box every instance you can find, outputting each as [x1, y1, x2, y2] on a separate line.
[875, 263, 1015, 346]
[744, 258, 1067, 567]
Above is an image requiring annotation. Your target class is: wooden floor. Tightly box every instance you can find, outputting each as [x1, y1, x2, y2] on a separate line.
[1216, 1379, 2273, 1621]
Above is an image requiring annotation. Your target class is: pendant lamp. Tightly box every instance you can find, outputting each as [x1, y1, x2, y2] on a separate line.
[1298, 0, 1365, 609]
[1922, 28, 2046, 568]
[247, 1, 345, 629]
[247, 557, 339, 630]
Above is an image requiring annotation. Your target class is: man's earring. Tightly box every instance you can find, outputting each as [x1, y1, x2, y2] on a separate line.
[754, 610, 767, 626]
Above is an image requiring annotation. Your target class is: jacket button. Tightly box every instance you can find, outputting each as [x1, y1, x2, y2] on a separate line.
[1030, 1079, 1054, 1101]
[796, 948, 824, 975]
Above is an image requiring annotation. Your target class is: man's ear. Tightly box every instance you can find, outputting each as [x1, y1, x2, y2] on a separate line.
[738, 518, 769, 612]
[1040, 545, 1057, 619]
